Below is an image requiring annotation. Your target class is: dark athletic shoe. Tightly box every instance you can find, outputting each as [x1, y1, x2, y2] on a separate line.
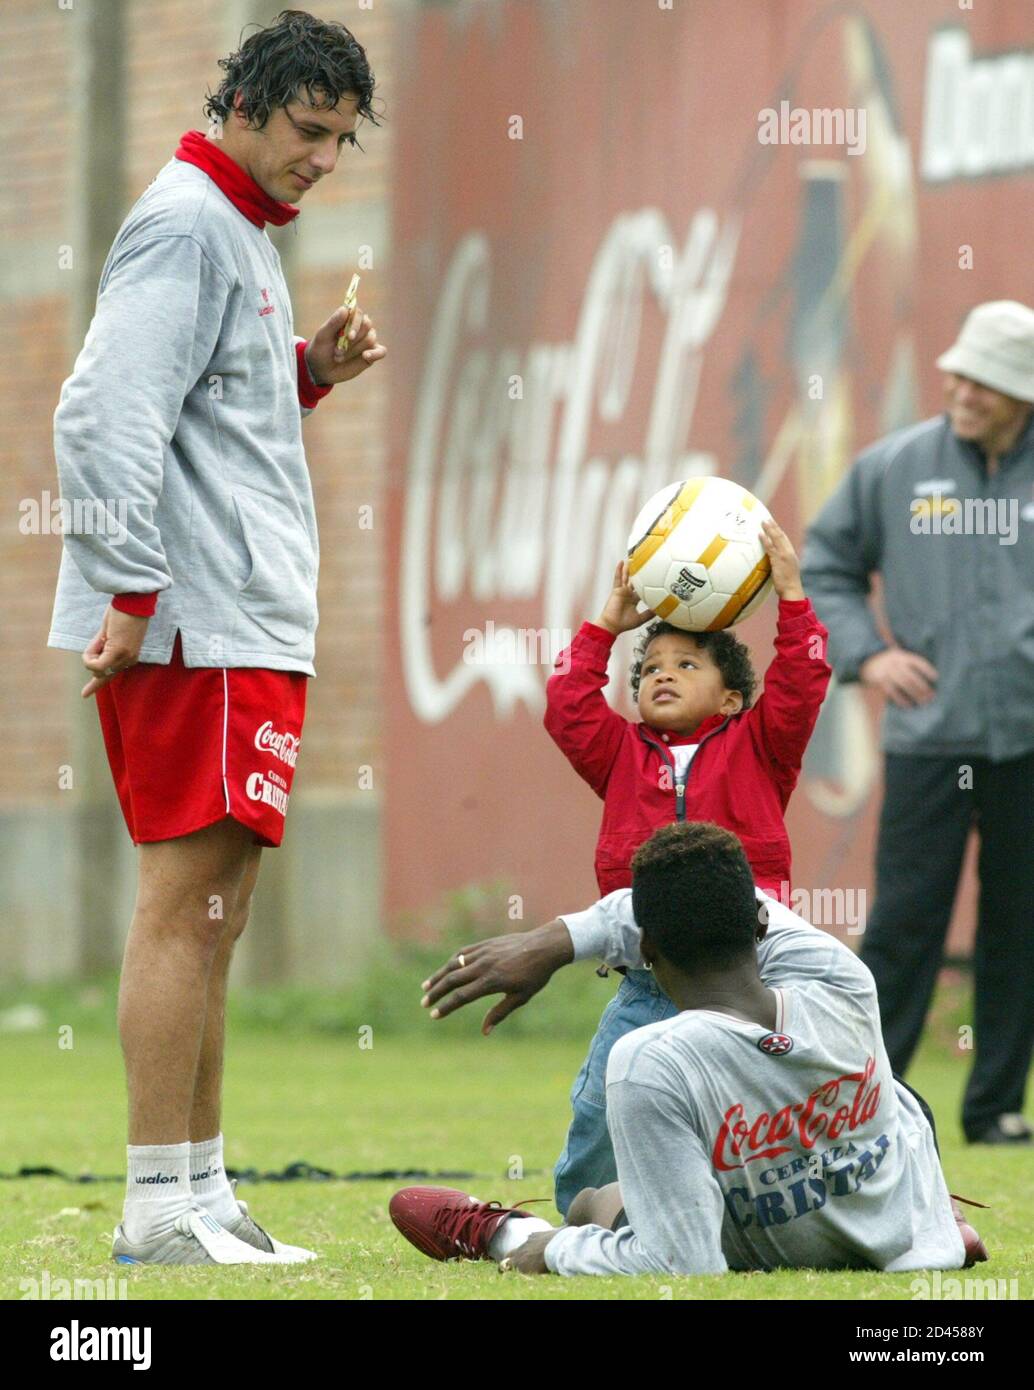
[967, 1114, 1033, 1146]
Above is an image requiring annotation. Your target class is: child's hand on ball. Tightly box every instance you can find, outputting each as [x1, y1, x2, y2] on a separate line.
[760, 519, 805, 601]
[597, 560, 654, 636]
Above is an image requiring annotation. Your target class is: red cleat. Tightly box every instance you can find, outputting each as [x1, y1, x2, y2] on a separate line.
[950, 1195, 989, 1268]
[389, 1186, 543, 1262]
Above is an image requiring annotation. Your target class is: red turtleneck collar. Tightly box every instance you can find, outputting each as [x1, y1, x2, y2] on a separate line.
[174, 130, 300, 230]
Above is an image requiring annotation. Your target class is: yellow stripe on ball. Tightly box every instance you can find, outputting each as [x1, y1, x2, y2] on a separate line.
[627, 478, 708, 577]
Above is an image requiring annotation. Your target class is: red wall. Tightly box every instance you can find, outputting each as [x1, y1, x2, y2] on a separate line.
[384, 0, 1034, 943]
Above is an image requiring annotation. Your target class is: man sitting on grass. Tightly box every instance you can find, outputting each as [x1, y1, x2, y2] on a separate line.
[390, 823, 985, 1277]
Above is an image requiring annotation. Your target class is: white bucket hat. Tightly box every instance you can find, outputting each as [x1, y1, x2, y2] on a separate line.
[936, 300, 1034, 404]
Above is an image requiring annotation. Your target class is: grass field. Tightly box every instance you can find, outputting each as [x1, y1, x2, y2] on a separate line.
[1, 972, 1031, 1302]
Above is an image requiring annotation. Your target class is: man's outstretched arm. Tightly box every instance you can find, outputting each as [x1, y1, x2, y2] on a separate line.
[421, 919, 573, 1035]
[420, 889, 641, 1034]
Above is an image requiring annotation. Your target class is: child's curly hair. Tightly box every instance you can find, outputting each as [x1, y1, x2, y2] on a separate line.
[630, 620, 758, 708]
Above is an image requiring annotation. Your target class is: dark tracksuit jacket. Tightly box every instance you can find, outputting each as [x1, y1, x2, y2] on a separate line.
[801, 412, 1034, 761]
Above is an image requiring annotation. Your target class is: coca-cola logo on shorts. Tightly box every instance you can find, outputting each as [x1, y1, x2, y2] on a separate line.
[254, 721, 300, 768]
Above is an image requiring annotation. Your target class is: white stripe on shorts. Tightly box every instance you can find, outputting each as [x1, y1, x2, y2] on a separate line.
[220, 668, 231, 814]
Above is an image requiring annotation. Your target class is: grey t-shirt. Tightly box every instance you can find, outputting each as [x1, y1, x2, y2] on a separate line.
[546, 890, 964, 1277]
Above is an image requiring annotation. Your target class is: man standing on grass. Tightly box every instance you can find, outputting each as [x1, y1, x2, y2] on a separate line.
[47, 10, 385, 1265]
[802, 302, 1034, 1148]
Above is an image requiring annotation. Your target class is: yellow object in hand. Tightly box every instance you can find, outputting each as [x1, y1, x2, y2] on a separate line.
[336, 273, 361, 351]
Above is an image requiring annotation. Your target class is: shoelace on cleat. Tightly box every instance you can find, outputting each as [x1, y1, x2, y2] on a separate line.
[430, 1197, 549, 1258]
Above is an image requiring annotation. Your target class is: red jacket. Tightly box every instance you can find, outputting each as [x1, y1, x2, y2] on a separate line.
[544, 598, 830, 897]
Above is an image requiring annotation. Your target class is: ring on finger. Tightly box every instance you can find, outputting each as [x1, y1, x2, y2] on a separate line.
[458, 954, 466, 968]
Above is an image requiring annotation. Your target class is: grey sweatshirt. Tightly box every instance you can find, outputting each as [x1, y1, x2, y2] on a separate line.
[545, 890, 964, 1277]
[47, 156, 323, 674]
[800, 413, 1034, 760]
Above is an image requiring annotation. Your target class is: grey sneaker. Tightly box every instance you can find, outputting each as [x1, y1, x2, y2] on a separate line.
[112, 1204, 284, 1265]
[222, 1183, 318, 1262]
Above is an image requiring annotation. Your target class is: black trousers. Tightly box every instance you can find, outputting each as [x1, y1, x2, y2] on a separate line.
[861, 751, 1034, 1139]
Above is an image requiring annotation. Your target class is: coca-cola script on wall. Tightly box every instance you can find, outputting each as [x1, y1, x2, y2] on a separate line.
[384, 0, 1034, 935]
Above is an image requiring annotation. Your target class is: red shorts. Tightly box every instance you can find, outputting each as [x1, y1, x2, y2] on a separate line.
[96, 632, 308, 847]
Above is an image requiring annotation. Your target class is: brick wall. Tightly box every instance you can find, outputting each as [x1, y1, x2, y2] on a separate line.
[0, 1, 74, 811]
[0, 0, 403, 980]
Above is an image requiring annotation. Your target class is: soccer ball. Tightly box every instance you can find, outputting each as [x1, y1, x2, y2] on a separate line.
[626, 477, 774, 631]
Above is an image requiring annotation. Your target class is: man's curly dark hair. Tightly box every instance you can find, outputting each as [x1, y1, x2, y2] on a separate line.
[631, 822, 760, 971]
[629, 619, 758, 708]
[204, 10, 380, 145]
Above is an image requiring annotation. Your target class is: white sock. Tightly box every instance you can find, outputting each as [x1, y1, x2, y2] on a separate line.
[487, 1214, 555, 1261]
[122, 1141, 196, 1243]
[188, 1134, 240, 1226]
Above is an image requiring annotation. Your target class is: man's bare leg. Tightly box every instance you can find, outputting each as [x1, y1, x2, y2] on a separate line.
[178, 843, 315, 1258]
[180, 840, 262, 1228]
[189, 841, 262, 1143]
[118, 819, 259, 1146]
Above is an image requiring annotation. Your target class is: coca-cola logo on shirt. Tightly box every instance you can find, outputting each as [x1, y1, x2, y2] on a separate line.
[712, 1055, 882, 1172]
[254, 721, 299, 768]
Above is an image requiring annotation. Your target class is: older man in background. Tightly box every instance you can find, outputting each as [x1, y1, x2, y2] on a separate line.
[802, 301, 1034, 1146]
